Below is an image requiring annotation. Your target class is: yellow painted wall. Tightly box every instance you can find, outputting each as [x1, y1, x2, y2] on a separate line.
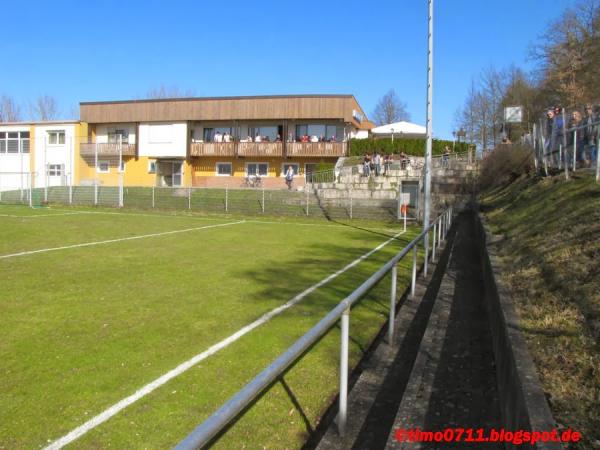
[192, 157, 335, 178]
[78, 156, 159, 186]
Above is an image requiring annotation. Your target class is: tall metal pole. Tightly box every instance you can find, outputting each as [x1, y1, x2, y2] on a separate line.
[118, 134, 124, 207]
[423, 0, 434, 246]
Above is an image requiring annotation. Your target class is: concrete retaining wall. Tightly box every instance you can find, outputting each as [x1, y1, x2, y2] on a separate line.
[475, 212, 561, 450]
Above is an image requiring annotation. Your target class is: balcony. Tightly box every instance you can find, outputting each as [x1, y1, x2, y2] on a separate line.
[80, 142, 136, 156]
[237, 142, 283, 157]
[286, 142, 346, 157]
[190, 142, 236, 157]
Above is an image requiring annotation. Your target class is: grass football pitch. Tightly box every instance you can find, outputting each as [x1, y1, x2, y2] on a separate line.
[0, 204, 422, 449]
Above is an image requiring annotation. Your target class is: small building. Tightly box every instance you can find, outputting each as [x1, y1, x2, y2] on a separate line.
[0, 121, 81, 191]
[78, 94, 370, 189]
[370, 121, 426, 139]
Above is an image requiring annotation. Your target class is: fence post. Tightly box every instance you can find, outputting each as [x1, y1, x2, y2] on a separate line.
[306, 185, 309, 216]
[432, 222, 437, 262]
[337, 307, 350, 437]
[118, 134, 124, 208]
[188, 187, 192, 210]
[438, 215, 442, 248]
[225, 184, 228, 213]
[573, 130, 577, 172]
[564, 144, 570, 180]
[388, 264, 397, 345]
[0, 173, 2, 203]
[44, 137, 48, 203]
[262, 188, 265, 214]
[411, 245, 417, 299]
[152, 185, 155, 208]
[349, 188, 353, 220]
[29, 172, 33, 208]
[69, 178, 73, 205]
[596, 128, 600, 183]
[559, 144, 562, 170]
[94, 142, 98, 206]
[423, 234, 429, 277]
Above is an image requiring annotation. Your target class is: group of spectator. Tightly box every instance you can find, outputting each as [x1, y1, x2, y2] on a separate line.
[296, 134, 337, 143]
[362, 152, 411, 177]
[544, 104, 599, 167]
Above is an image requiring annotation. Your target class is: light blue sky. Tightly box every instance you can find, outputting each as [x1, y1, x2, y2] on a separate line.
[0, 0, 577, 138]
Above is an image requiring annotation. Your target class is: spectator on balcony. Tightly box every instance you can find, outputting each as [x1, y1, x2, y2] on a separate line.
[214, 131, 223, 143]
[300, 134, 309, 143]
[276, 134, 282, 142]
[287, 132, 295, 143]
[330, 135, 337, 142]
[310, 135, 319, 143]
[255, 134, 262, 143]
[285, 165, 294, 190]
[223, 132, 231, 143]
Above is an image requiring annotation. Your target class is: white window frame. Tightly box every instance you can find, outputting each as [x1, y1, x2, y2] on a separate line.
[47, 130, 66, 146]
[47, 164, 64, 177]
[148, 160, 157, 173]
[97, 160, 110, 173]
[281, 163, 300, 177]
[216, 162, 232, 176]
[245, 162, 269, 177]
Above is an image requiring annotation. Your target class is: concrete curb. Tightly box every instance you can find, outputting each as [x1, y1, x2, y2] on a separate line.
[476, 212, 561, 450]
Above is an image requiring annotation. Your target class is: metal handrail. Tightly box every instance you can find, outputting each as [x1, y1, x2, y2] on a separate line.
[175, 207, 454, 449]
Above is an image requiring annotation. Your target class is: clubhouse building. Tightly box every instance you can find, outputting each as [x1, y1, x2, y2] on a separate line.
[77, 94, 373, 189]
[0, 94, 373, 191]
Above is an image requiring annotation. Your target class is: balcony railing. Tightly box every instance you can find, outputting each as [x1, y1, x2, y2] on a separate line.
[80, 142, 136, 156]
[190, 142, 236, 157]
[237, 142, 283, 157]
[286, 142, 346, 157]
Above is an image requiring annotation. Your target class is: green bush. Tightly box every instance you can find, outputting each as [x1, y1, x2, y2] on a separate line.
[348, 138, 468, 156]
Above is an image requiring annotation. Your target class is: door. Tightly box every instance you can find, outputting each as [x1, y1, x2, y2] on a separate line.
[47, 164, 65, 187]
[157, 161, 183, 187]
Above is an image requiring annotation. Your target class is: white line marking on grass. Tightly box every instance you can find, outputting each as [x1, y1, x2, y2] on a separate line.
[0, 221, 245, 260]
[0, 212, 91, 218]
[43, 229, 405, 450]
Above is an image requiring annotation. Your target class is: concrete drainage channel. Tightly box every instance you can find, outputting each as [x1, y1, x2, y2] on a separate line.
[308, 210, 560, 450]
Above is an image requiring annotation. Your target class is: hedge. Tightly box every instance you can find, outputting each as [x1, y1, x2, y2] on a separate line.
[348, 138, 468, 157]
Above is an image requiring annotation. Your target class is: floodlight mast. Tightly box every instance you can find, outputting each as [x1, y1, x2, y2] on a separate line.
[423, 0, 434, 247]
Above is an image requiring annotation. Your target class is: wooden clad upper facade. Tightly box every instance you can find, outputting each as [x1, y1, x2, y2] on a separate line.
[80, 94, 367, 127]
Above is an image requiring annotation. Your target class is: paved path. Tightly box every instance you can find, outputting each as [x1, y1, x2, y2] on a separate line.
[314, 212, 501, 450]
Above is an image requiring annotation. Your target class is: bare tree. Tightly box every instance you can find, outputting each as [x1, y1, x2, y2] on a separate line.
[0, 95, 22, 122]
[145, 84, 196, 99]
[371, 89, 411, 125]
[30, 95, 59, 121]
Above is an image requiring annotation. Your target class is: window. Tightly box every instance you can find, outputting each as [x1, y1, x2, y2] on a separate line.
[216, 162, 232, 176]
[48, 130, 65, 145]
[0, 131, 30, 153]
[97, 161, 110, 173]
[246, 163, 268, 177]
[108, 129, 129, 144]
[148, 160, 157, 173]
[281, 163, 299, 176]
[48, 164, 64, 176]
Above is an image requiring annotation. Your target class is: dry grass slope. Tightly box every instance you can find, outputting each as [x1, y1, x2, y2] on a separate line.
[481, 173, 600, 449]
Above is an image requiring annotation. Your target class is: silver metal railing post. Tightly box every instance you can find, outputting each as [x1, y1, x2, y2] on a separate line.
[225, 184, 229, 212]
[573, 130, 577, 172]
[338, 307, 350, 436]
[437, 215, 442, 248]
[262, 188, 265, 214]
[411, 245, 417, 299]
[423, 234, 429, 277]
[188, 187, 192, 210]
[432, 222, 436, 262]
[152, 185, 155, 208]
[388, 264, 397, 345]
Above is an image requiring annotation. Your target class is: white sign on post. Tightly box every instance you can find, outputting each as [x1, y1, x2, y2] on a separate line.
[504, 106, 523, 123]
